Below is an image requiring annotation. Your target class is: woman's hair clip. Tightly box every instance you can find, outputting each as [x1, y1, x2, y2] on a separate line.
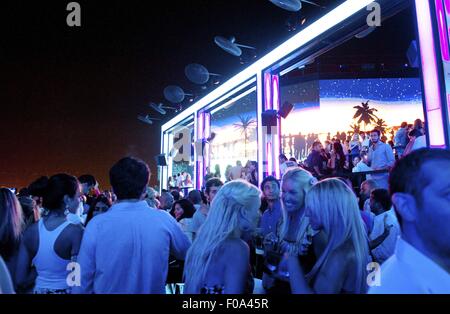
[310, 177, 318, 185]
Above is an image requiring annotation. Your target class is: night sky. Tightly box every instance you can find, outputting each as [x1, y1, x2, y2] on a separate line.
[1, 0, 334, 189]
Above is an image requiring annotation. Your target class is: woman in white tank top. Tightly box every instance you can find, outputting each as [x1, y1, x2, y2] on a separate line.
[16, 174, 84, 294]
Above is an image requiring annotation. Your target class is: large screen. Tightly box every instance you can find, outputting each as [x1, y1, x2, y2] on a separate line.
[280, 78, 424, 160]
[210, 88, 257, 181]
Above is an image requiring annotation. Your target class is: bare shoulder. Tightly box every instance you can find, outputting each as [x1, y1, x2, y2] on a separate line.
[223, 238, 249, 257]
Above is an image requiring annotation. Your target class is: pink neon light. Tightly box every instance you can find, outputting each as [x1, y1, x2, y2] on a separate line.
[265, 142, 271, 176]
[272, 76, 280, 110]
[436, 0, 450, 61]
[197, 112, 205, 189]
[272, 74, 281, 178]
[416, 0, 446, 147]
[265, 73, 272, 110]
[445, 0, 450, 12]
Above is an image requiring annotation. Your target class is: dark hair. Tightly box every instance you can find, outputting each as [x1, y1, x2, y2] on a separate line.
[389, 148, 450, 204]
[312, 141, 322, 149]
[409, 129, 422, 138]
[188, 190, 202, 205]
[170, 199, 196, 221]
[0, 188, 23, 258]
[28, 176, 49, 198]
[171, 190, 181, 201]
[42, 174, 79, 210]
[333, 142, 346, 168]
[370, 129, 381, 136]
[289, 157, 297, 163]
[78, 174, 96, 187]
[413, 119, 423, 129]
[260, 175, 280, 191]
[205, 177, 224, 194]
[401, 122, 408, 128]
[18, 188, 30, 197]
[85, 194, 112, 226]
[109, 157, 150, 200]
[279, 154, 287, 161]
[371, 189, 391, 212]
[18, 196, 36, 229]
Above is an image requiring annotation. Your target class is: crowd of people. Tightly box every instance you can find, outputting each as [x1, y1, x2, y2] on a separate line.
[1, 147, 448, 293]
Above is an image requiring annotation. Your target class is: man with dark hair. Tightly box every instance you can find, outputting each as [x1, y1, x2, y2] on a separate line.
[259, 176, 281, 237]
[188, 190, 203, 211]
[368, 189, 400, 264]
[305, 141, 326, 177]
[27, 176, 48, 215]
[191, 178, 223, 240]
[74, 157, 190, 294]
[369, 148, 450, 293]
[159, 191, 174, 212]
[78, 174, 98, 220]
[367, 129, 395, 189]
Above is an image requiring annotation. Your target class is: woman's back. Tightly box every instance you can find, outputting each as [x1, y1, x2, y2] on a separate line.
[311, 240, 368, 294]
[189, 238, 252, 294]
[23, 216, 83, 293]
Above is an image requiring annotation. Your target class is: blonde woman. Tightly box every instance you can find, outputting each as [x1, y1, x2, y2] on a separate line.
[183, 179, 261, 294]
[288, 178, 371, 294]
[262, 168, 324, 293]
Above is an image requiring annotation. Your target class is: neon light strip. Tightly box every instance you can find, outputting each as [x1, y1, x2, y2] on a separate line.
[272, 74, 281, 179]
[416, 0, 446, 147]
[257, 72, 264, 186]
[161, 0, 374, 133]
[204, 112, 211, 184]
[436, 0, 450, 61]
[197, 112, 204, 189]
[264, 73, 272, 110]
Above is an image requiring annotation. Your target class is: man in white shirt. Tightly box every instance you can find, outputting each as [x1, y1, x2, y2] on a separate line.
[191, 178, 223, 240]
[73, 157, 190, 294]
[369, 148, 450, 293]
[368, 189, 400, 264]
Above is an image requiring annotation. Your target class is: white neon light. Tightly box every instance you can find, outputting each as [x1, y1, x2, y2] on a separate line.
[161, 0, 374, 133]
[257, 72, 264, 186]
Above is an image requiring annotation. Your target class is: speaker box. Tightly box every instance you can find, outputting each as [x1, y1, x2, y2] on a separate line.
[155, 154, 167, 166]
[279, 101, 294, 119]
[261, 110, 278, 127]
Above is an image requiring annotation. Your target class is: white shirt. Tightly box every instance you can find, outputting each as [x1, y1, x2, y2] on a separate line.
[352, 161, 373, 180]
[73, 200, 190, 294]
[411, 135, 427, 151]
[369, 208, 400, 264]
[368, 238, 450, 293]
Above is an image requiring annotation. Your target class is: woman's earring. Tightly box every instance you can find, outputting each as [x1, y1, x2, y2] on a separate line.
[64, 204, 70, 216]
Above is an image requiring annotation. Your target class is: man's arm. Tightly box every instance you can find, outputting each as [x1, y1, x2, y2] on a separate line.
[72, 224, 96, 294]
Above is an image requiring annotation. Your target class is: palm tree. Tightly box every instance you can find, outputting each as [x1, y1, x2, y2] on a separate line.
[349, 123, 361, 134]
[353, 100, 378, 131]
[233, 115, 257, 158]
[375, 118, 388, 135]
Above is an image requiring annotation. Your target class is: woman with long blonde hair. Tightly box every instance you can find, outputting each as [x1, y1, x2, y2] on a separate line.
[262, 168, 323, 293]
[183, 179, 261, 294]
[288, 178, 371, 294]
